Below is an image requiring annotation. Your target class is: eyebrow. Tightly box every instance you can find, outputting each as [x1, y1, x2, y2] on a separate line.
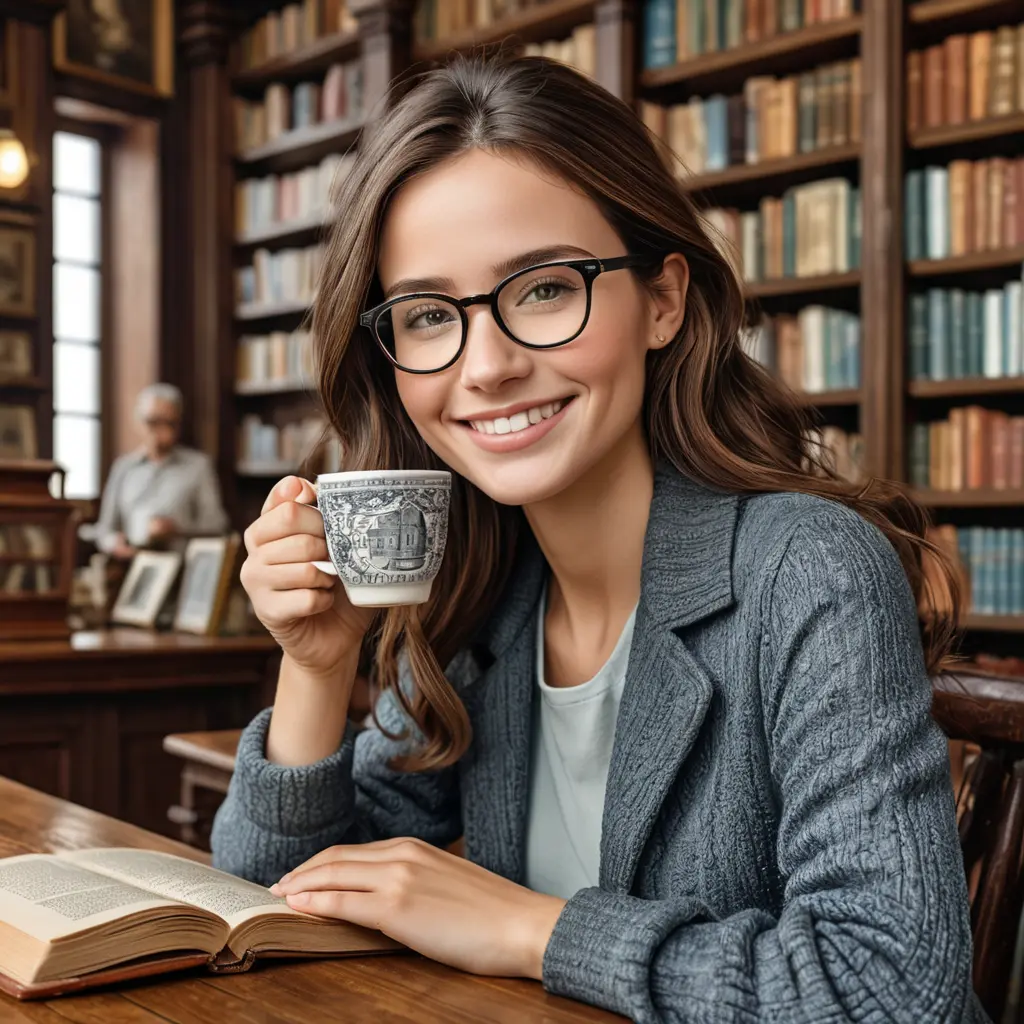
[382, 245, 596, 300]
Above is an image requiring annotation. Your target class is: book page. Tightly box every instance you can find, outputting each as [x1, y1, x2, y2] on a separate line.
[0, 855, 181, 942]
[63, 849, 289, 927]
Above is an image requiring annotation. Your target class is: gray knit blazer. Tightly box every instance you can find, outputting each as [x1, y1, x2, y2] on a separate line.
[212, 466, 988, 1023]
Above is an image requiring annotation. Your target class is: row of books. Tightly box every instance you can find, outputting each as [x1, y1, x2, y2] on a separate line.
[413, 0, 552, 40]
[640, 59, 861, 175]
[234, 153, 353, 240]
[237, 0, 357, 71]
[235, 245, 323, 310]
[642, 0, 859, 70]
[905, 158, 1024, 261]
[239, 415, 325, 468]
[706, 178, 861, 282]
[1, 564, 54, 596]
[0, 524, 54, 559]
[741, 307, 860, 392]
[930, 524, 1024, 617]
[521, 25, 596, 78]
[909, 408, 1024, 492]
[236, 330, 314, 391]
[908, 277, 1024, 382]
[806, 426, 864, 484]
[907, 23, 1024, 134]
[234, 61, 363, 153]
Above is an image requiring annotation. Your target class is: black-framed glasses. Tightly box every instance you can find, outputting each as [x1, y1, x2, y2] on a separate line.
[358, 255, 652, 374]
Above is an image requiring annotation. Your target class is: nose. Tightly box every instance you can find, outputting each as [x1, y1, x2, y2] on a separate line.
[457, 305, 533, 392]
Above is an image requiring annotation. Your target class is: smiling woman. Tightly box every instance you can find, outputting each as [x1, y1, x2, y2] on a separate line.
[212, 55, 986, 1023]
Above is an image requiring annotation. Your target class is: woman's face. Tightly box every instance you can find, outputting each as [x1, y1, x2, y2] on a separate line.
[377, 148, 686, 506]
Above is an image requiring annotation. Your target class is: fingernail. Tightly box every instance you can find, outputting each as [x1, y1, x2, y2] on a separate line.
[278, 873, 291, 884]
[268, 883, 282, 895]
[287, 892, 309, 906]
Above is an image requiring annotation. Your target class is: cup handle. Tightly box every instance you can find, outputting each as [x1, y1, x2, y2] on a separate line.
[303, 486, 338, 576]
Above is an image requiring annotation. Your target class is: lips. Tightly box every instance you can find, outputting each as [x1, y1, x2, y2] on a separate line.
[467, 398, 569, 435]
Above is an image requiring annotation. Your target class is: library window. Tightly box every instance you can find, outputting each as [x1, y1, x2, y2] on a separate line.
[52, 130, 103, 500]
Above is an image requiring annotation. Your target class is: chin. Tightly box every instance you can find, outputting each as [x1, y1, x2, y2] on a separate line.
[453, 454, 582, 507]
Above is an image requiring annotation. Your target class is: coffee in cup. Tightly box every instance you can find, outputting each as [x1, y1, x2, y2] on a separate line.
[311, 470, 451, 607]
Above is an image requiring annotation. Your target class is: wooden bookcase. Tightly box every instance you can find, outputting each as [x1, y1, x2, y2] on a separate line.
[206, 0, 1024, 647]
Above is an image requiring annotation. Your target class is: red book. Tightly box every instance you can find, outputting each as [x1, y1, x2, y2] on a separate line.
[1010, 418, 1024, 491]
[907, 51, 923, 133]
[992, 412, 1010, 490]
[923, 45, 945, 128]
[944, 35, 968, 125]
[1006, 160, 1019, 248]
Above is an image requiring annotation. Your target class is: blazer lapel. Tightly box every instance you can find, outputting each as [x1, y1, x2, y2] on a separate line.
[600, 466, 740, 894]
[459, 539, 545, 884]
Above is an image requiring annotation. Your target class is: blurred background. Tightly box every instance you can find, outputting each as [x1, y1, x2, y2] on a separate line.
[1, 0, 1024, 1016]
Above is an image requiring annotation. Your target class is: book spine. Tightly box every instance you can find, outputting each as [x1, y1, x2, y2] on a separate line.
[950, 289, 967, 379]
[967, 291, 984, 377]
[927, 288, 949, 381]
[925, 166, 949, 261]
[910, 292, 928, 380]
[905, 170, 924, 261]
[644, 0, 677, 69]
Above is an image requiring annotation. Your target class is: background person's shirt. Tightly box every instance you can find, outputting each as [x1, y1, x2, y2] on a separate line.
[524, 584, 638, 899]
[93, 446, 228, 552]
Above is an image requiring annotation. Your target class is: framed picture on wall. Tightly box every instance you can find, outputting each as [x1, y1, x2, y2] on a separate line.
[54, 0, 174, 99]
[0, 226, 35, 318]
[111, 550, 181, 628]
[0, 405, 37, 460]
[0, 331, 32, 380]
[173, 535, 241, 635]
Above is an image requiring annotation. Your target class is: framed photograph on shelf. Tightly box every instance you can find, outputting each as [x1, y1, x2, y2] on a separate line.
[111, 550, 181, 628]
[0, 405, 37, 459]
[54, 0, 174, 98]
[173, 534, 241, 635]
[0, 330, 32, 380]
[0, 226, 35, 318]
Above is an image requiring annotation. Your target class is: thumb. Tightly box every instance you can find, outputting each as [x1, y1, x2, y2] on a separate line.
[262, 475, 316, 515]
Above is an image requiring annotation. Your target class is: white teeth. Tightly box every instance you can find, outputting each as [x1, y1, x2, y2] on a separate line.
[469, 398, 569, 435]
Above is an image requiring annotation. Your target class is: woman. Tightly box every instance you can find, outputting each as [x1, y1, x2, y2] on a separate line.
[212, 56, 984, 1022]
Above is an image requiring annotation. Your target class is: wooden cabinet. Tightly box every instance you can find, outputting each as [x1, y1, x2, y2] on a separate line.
[0, 631, 279, 837]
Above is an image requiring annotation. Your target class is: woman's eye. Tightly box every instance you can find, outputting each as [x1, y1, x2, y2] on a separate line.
[521, 279, 575, 305]
[405, 307, 455, 331]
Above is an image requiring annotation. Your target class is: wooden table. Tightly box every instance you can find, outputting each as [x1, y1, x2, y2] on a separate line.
[0, 631, 279, 839]
[162, 730, 241, 845]
[0, 776, 623, 1023]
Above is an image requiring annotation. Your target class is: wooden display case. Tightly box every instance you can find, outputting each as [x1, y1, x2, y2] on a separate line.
[0, 459, 79, 641]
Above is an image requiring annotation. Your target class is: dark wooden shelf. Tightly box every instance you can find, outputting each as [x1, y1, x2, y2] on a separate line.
[235, 213, 329, 250]
[744, 271, 861, 299]
[413, 0, 595, 62]
[908, 0, 1024, 34]
[907, 246, 1024, 278]
[909, 113, 1024, 150]
[235, 118, 362, 175]
[963, 614, 1024, 633]
[235, 378, 311, 396]
[236, 461, 301, 478]
[912, 488, 1024, 508]
[792, 388, 862, 407]
[681, 144, 860, 198]
[232, 31, 361, 93]
[0, 554, 56, 564]
[640, 16, 862, 98]
[235, 299, 311, 322]
[0, 376, 47, 392]
[909, 377, 1024, 399]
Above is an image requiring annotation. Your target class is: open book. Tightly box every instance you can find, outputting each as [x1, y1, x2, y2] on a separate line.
[0, 848, 399, 1000]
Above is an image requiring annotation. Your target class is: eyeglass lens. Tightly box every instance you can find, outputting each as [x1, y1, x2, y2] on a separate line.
[375, 263, 589, 372]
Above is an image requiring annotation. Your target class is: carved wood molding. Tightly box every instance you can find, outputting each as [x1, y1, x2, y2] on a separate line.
[0, 0, 65, 25]
[349, 0, 416, 39]
[178, 1, 235, 68]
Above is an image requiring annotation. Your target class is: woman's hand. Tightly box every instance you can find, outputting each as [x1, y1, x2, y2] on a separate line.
[240, 476, 375, 675]
[269, 838, 567, 980]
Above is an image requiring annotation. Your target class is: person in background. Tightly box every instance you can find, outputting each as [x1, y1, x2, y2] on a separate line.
[93, 383, 228, 559]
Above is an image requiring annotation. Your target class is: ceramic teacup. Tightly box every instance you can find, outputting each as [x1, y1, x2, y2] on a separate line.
[311, 470, 451, 607]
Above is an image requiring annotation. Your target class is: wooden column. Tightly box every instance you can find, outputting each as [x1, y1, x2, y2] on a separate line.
[178, 2, 236, 512]
[860, 0, 904, 481]
[350, 0, 415, 125]
[595, 0, 637, 105]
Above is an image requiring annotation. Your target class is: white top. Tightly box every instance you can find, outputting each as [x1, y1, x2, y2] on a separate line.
[524, 588, 638, 899]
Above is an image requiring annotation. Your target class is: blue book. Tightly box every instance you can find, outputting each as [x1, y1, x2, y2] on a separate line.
[909, 423, 929, 487]
[844, 315, 860, 388]
[1012, 529, 1024, 615]
[826, 311, 846, 389]
[904, 170, 924, 261]
[949, 289, 967, 379]
[996, 529, 1012, 615]
[783, 193, 796, 278]
[704, 95, 729, 170]
[969, 527, 986, 615]
[643, 0, 676, 69]
[909, 293, 928, 379]
[926, 288, 949, 381]
[966, 291, 984, 377]
[981, 528, 998, 616]
[688, 0, 706, 56]
[924, 166, 949, 260]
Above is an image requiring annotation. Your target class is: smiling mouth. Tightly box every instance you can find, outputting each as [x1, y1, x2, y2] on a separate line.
[465, 397, 575, 436]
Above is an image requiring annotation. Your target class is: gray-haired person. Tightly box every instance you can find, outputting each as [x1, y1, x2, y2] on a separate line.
[93, 384, 228, 559]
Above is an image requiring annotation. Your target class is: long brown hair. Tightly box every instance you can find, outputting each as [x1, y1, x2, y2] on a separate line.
[313, 54, 959, 771]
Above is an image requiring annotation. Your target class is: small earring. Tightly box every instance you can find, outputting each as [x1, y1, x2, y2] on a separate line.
[655, 334, 666, 343]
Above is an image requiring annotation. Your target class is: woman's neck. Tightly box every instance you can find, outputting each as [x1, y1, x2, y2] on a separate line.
[523, 422, 652, 671]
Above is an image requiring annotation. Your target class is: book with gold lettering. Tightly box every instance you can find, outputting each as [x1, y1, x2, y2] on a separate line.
[0, 849, 398, 999]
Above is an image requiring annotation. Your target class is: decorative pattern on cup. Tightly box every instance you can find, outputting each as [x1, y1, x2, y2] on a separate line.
[316, 471, 451, 590]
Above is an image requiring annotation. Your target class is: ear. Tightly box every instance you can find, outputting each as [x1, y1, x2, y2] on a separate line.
[645, 252, 689, 352]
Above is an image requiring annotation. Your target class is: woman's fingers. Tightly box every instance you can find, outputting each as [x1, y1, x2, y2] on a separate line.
[281, 838, 430, 881]
[285, 889, 381, 928]
[245, 497, 325, 552]
[261, 475, 317, 516]
[258, 532, 330, 566]
[273, 860, 382, 896]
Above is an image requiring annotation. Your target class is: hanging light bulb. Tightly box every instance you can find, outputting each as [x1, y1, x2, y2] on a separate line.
[0, 129, 29, 190]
